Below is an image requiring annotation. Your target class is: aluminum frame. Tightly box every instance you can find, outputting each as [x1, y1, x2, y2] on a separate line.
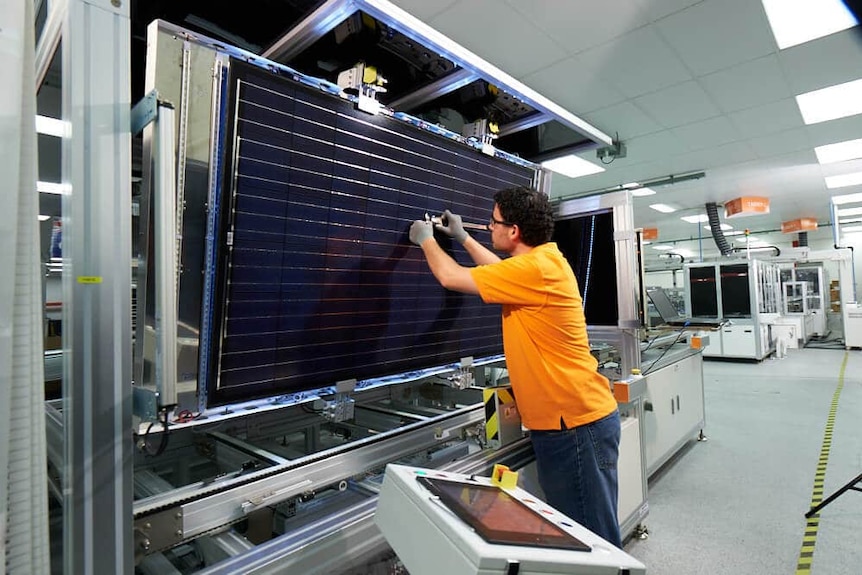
[61, 0, 133, 573]
[556, 190, 642, 375]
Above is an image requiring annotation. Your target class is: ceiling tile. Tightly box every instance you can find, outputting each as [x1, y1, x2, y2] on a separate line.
[504, 0, 652, 55]
[699, 55, 791, 113]
[779, 28, 862, 95]
[622, 130, 691, 164]
[642, 0, 704, 22]
[633, 81, 721, 128]
[669, 141, 757, 173]
[806, 114, 862, 148]
[583, 101, 663, 139]
[390, 0, 460, 21]
[747, 128, 814, 159]
[727, 99, 803, 139]
[578, 26, 692, 99]
[522, 56, 626, 114]
[671, 116, 740, 151]
[656, 0, 776, 75]
[426, 0, 567, 77]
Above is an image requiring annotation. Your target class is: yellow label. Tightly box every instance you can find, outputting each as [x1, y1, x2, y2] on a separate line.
[77, 276, 103, 284]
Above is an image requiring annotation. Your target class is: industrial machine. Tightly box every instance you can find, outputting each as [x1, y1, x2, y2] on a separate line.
[683, 259, 782, 360]
[39, 14, 659, 574]
[376, 464, 646, 575]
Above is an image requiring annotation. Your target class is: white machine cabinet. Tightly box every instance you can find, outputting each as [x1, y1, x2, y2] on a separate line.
[376, 464, 646, 575]
[642, 348, 705, 476]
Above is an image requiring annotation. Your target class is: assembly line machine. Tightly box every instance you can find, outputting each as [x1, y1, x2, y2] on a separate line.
[43, 4, 708, 573]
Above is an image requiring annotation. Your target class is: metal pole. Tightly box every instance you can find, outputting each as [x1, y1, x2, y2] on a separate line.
[62, 0, 133, 573]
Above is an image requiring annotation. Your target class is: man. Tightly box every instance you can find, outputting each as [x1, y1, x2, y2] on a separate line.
[409, 186, 622, 548]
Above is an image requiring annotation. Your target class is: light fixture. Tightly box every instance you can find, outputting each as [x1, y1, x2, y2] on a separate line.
[541, 155, 605, 178]
[837, 206, 862, 217]
[724, 230, 746, 236]
[796, 78, 862, 125]
[37, 181, 70, 195]
[842, 225, 862, 233]
[649, 203, 676, 213]
[839, 217, 862, 224]
[35, 115, 70, 138]
[761, 0, 857, 50]
[652, 244, 674, 251]
[826, 172, 862, 189]
[631, 187, 656, 197]
[680, 214, 709, 224]
[831, 192, 862, 205]
[816, 138, 862, 164]
[38, 214, 51, 221]
[735, 236, 760, 243]
[704, 223, 733, 231]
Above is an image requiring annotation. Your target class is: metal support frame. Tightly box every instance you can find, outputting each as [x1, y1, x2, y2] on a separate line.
[61, 0, 133, 573]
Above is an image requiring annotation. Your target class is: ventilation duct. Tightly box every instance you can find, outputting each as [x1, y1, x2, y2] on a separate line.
[706, 202, 732, 256]
[798, 231, 809, 247]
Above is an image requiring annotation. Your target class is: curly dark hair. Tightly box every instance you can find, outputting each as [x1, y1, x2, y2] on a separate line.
[493, 186, 555, 247]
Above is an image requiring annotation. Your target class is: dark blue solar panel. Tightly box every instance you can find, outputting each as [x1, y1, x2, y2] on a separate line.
[204, 60, 535, 406]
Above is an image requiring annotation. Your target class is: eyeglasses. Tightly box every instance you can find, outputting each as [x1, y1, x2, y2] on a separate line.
[489, 216, 515, 228]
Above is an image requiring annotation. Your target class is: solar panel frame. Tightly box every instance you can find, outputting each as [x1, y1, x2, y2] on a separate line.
[202, 60, 536, 407]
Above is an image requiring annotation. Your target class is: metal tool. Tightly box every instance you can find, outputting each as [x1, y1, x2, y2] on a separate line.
[425, 212, 488, 230]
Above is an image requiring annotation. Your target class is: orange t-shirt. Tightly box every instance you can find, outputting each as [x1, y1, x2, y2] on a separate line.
[469, 243, 617, 430]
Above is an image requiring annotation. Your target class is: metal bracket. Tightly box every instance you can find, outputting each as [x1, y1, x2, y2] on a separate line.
[133, 506, 184, 561]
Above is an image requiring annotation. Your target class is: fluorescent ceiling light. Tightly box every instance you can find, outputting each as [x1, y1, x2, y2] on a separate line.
[652, 245, 674, 251]
[681, 214, 709, 224]
[724, 230, 746, 236]
[642, 240, 652, 245]
[670, 248, 693, 258]
[816, 138, 862, 164]
[35, 115, 70, 138]
[837, 206, 862, 217]
[842, 226, 862, 233]
[831, 192, 862, 205]
[38, 214, 51, 221]
[826, 172, 862, 189]
[796, 78, 862, 125]
[839, 217, 862, 224]
[541, 155, 605, 178]
[761, 0, 857, 50]
[704, 223, 733, 231]
[631, 187, 656, 197]
[37, 181, 70, 195]
[649, 203, 676, 213]
[735, 236, 759, 243]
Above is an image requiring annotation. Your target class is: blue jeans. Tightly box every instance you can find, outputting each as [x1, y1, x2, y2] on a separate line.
[529, 409, 621, 547]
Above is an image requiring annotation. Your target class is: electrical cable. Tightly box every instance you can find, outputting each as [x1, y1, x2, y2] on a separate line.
[141, 404, 175, 457]
[642, 323, 689, 376]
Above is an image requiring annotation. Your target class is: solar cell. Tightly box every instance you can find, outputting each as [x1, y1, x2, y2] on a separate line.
[203, 60, 535, 406]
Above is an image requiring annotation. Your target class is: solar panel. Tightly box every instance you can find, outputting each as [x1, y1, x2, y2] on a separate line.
[203, 61, 536, 406]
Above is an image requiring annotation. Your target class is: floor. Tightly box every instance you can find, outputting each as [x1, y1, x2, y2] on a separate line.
[623, 347, 862, 575]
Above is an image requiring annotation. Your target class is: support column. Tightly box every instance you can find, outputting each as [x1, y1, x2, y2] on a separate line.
[62, 0, 133, 573]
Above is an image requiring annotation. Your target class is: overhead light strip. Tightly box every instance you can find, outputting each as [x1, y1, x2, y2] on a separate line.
[796, 78, 862, 125]
[761, 0, 857, 50]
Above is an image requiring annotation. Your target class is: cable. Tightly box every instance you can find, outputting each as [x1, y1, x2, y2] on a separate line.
[642, 324, 689, 376]
[141, 404, 176, 457]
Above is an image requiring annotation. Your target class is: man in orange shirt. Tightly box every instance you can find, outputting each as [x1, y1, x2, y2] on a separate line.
[409, 186, 622, 548]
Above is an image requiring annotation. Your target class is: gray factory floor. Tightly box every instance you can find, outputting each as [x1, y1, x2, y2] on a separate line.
[623, 344, 862, 574]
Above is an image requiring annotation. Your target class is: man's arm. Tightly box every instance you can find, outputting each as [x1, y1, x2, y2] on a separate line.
[462, 235, 501, 265]
[418, 237, 480, 295]
[434, 209, 500, 265]
[409, 219, 479, 294]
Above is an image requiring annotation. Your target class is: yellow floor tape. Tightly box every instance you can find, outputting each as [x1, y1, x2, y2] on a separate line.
[795, 351, 848, 574]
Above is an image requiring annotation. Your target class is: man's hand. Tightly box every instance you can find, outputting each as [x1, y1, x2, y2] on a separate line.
[409, 220, 435, 245]
[436, 209, 469, 244]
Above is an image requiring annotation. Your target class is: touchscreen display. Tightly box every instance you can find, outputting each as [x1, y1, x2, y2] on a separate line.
[417, 476, 590, 552]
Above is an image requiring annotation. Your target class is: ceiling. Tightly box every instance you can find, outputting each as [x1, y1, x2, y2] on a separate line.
[123, 0, 862, 260]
